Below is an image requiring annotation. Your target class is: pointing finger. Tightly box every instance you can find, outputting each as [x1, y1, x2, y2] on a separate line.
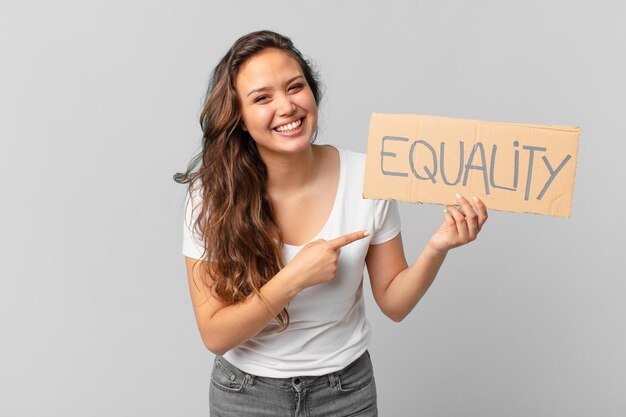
[328, 230, 370, 250]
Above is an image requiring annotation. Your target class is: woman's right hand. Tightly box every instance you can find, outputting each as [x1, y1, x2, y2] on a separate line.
[283, 230, 370, 292]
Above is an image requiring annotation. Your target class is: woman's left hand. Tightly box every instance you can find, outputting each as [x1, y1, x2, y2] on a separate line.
[427, 194, 488, 253]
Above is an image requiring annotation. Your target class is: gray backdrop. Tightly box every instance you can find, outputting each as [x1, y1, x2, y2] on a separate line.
[2, 0, 625, 416]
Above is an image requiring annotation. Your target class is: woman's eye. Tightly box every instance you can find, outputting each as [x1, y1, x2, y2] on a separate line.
[253, 84, 302, 103]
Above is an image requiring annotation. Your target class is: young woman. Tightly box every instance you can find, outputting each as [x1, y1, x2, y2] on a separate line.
[175, 30, 488, 416]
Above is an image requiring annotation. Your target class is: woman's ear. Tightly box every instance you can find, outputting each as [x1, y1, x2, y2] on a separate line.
[240, 120, 248, 132]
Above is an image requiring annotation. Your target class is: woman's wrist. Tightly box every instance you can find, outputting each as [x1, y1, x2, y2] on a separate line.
[274, 264, 303, 299]
[424, 240, 449, 260]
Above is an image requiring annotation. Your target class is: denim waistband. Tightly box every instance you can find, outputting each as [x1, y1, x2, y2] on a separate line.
[213, 350, 371, 390]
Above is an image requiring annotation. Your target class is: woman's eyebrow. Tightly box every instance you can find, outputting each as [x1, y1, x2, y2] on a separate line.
[246, 75, 304, 97]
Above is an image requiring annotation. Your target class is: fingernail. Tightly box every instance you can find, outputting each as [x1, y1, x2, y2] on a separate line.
[363, 230, 370, 236]
[472, 196, 478, 202]
[455, 193, 462, 199]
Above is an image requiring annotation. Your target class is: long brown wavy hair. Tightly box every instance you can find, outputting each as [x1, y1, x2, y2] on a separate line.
[173, 30, 323, 331]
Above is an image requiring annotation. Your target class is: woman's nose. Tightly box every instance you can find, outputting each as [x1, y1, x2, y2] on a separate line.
[275, 94, 296, 116]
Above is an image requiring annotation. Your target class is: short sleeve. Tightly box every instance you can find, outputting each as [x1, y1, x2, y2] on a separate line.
[182, 187, 212, 260]
[370, 199, 401, 245]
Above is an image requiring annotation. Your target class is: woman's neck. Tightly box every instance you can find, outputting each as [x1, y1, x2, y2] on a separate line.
[262, 145, 320, 198]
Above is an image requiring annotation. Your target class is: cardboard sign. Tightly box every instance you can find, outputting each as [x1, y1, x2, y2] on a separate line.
[364, 113, 581, 217]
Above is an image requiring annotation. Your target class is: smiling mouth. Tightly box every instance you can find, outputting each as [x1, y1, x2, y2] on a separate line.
[273, 117, 303, 133]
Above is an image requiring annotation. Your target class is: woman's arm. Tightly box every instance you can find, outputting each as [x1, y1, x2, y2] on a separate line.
[186, 256, 299, 356]
[185, 230, 370, 356]
[365, 194, 488, 322]
[365, 235, 447, 322]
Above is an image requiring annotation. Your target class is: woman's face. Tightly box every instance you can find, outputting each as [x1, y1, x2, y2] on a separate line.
[235, 48, 318, 159]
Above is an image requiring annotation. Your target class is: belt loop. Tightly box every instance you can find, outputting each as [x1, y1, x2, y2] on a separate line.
[328, 372, 337, 388]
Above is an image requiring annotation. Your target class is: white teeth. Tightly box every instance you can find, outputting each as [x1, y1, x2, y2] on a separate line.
[275, 118, 302, 132]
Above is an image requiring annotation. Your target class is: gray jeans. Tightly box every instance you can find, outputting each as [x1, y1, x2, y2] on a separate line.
[209, 350, 378, 416]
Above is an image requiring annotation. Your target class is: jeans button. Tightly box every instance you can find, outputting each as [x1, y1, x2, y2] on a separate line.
[294, 377, 301, 384]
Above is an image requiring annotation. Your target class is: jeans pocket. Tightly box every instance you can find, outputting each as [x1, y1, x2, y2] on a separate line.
[210, 357, 248, 393]
[336, 351, 375, 393]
